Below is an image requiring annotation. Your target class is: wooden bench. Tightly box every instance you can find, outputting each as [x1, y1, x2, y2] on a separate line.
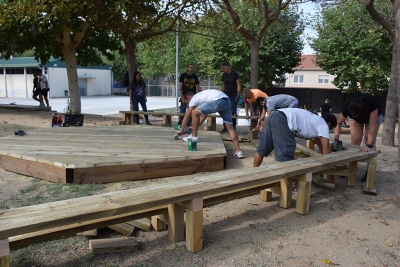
[304, 139, 379, 195]
[0, 149, 378, 264]
[119, 111, 261, 139]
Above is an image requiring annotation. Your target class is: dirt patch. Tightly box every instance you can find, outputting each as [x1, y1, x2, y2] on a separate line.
[0, 107, 399, 267]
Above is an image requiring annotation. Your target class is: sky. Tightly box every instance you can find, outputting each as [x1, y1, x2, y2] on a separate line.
[300, 2, 320, 55]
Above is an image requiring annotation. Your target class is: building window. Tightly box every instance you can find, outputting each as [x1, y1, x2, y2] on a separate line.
[293, 75, 304, 84]
[318, 75, 330, 84]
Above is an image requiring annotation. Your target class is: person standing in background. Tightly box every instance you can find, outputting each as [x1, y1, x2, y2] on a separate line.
[320, 99, 332, 116]
[32, 70, 43, 106]
[37, 69, 50, 107]
[178, 64, 201, 127]
[220, 61, 241, 133]
[129, 71, 152, 125]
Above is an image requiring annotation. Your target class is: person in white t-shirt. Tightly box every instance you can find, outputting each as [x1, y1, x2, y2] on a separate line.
[175, 89, 244, 159]
[37, 69, 50, 107]
[254, 108, 337, 166]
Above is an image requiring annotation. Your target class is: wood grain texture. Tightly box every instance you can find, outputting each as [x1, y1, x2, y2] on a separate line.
[0, 126, 225, 183]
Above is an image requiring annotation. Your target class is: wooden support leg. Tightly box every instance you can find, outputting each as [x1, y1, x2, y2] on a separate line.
[365, 156, 377, 189]
[306, 139, 315, 150]
[167, 204, 184, 242]
[163, 115, 172, 127]
[250, 118, 259, 140]
[204, 116, 216, 131]
[279, 178, 293, 209]
[294, 172, 312, 215]
[347, 161, 357, 187]
[178, 198, 203, 253]
[0, 239, 10, 267]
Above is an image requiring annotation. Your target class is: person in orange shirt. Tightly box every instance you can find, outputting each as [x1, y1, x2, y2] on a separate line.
[243, 88, 268, 119]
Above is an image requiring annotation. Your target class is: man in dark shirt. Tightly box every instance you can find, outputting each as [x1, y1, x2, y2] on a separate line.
[320, 99, 332, 116]
[220, 61, 241, 132]
[178, 64, 201, 126]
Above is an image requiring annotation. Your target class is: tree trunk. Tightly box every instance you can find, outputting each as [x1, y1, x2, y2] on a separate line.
[249, 41, 260, 89]
[125, 39, 137, 83]
[394, 0, 400, 208]
[381, 45, 398, 147]
[60, 43, 81, 114]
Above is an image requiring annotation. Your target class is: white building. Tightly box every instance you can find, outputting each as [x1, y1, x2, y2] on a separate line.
[285, 55, 337, 89]
[0, 57, 113, 98]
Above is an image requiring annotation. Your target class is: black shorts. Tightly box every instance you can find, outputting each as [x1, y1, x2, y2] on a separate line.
[32, 88, 41, 97]
[41, 88, 50, 98]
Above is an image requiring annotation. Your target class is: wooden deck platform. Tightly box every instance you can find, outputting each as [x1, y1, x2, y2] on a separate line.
[0, 126, 226, 184]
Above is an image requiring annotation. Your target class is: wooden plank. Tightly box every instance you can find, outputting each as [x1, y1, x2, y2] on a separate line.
[0, 150, 379, 240]
[89, 237, 139, 254]
[108, 223, 135, 236]
[8, 207, 167, 249]
[72, 156, 225, 184]
[0, 155, 68, 183]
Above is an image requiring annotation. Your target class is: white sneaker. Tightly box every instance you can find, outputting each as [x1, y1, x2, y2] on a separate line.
[233, 151, 244, 159]
[183, 134, 199, 142]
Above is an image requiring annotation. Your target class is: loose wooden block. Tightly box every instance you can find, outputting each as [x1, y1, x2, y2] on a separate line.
[108, 223, 135, 236]
[89, 237, 139, 254]
[151, 216, 167, 231]
[313, 176, 335, 188]
[77, 229, 98, 236]
[128, 218, 151, 232]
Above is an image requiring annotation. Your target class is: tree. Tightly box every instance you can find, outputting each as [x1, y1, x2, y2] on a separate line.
[136, 6, 304, 89]
[0, 0, 120, 114]
[315, 0, 400, 207]
[87, 0, 193, 85]
[310, 0, 392, 94]
[211, 0, 296, 88]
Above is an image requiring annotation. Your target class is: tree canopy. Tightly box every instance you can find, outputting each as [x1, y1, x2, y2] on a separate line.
[310, 0, 392, 94]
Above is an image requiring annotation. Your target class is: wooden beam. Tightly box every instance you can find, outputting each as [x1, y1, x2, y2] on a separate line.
[348, 161, 358, 186]
[89, 237, 139, 254]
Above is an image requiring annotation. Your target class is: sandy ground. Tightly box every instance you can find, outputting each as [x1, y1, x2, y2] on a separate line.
[0, 107, 399, 267]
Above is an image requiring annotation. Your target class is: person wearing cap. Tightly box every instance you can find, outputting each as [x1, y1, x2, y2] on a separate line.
[220, 61, 241, 133]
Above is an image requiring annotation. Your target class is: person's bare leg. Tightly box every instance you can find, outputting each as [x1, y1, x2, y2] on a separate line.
[348, 120, 363, 146]
[253, 152, 264, 167]
[191, 108, 202, 137]
[44, 98, 49, 106]
[225, 123, 241, 152]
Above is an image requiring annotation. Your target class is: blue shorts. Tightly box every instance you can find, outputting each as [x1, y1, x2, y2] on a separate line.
[198, 98, 233, 124]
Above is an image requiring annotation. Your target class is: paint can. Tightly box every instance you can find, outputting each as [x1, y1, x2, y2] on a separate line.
[188, 139, 197, 151]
